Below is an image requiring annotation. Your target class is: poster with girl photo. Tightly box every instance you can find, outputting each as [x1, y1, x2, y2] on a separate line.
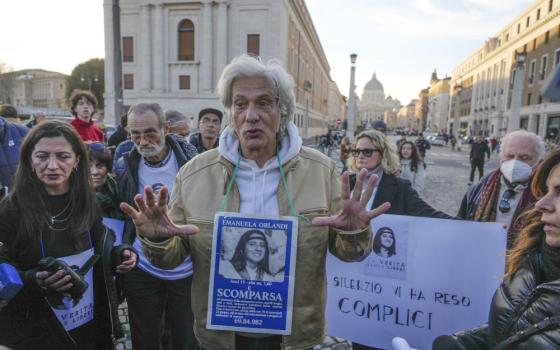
[364, 215, 409, 281]
[207, 213, 298, 334]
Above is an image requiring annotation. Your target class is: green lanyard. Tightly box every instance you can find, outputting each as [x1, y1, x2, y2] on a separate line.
[219, 151, 307, 222]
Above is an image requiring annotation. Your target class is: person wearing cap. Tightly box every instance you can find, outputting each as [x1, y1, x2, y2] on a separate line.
[372, 120, 387, 134]
[189, 108, 222, 153]
[0, 104, 28, 197]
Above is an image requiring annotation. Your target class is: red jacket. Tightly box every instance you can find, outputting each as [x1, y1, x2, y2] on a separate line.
[70, 117, 104, 142]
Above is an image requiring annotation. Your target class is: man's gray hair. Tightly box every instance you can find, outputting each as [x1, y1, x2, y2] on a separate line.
[127, 103, 165, 129]
[165, 110, 188, 127]
[500, 129, 545, 160]
[217, 54, 296, 137]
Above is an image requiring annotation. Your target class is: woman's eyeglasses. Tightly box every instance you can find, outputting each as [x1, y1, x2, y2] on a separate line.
[498, 189, 516, 213]
[351, 148, 377, 157]
[87, 142, 106, 152]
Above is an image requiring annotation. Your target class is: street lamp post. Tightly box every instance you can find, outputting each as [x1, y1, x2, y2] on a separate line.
[81, 73, 99, 91]
[508, 51, 527, 132]
[346, 53, 357, 140]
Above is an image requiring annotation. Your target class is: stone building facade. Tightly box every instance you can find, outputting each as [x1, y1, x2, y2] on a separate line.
[103, 0, 343, 138]
[449, 0, 560, 138]
[1, 69, 69, 116]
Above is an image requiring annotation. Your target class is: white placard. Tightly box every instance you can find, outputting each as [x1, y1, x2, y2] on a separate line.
[326, 214, 506, 349]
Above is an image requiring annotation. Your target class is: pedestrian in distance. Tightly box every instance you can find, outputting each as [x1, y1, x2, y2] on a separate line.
[458, 130, 545, 249]
[0, 121, 137, 349]
[68, 89, 104, 143]
[339, 136, 351, 172]
[433, 149, 560, 350]
[120, 54, 391, 350]
[398, 140, 426, 197]
[415, 134, 431, 159]
[469, 135, 491, 185]
[450, 134, 457, 151]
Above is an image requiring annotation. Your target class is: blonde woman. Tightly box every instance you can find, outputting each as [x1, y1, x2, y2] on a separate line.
[349, 129, 453, 350]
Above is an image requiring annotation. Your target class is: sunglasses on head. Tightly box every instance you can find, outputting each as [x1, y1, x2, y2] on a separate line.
[351, 148, 377, 157]
[87, 142, 106, 152]
[498, 189, 516, 214]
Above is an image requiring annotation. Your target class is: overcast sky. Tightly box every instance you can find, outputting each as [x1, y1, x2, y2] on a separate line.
[2, 0, 533, 103]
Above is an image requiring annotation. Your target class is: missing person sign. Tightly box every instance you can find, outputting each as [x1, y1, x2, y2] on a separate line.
[326, 214, 506, 349]
[207, 212, 298, 334]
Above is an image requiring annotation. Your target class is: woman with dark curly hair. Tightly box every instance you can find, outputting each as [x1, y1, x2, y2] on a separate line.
[433, 150, 560, 350]
[220, 230, 281, 282]
[372, 227, 396, 258]
[398, 140, 426, 196]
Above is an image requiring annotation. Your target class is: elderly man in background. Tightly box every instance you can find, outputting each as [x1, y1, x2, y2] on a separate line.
[165, 109, 191, 140]
[458, 130, 545, 248]
[189, 107, 222, 153]
[114, 103, 198, 350]
[121, 55, 390, 350]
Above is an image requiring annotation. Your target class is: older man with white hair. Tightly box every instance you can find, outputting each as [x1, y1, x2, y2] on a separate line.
[458, 130, 545, 248]
[120, 55, 390, 350]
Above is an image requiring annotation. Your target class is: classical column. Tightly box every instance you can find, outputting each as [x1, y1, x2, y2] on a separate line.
[201, 0, 213, 93]
[103, 0, 116, 121]
[527, 113, 535, 133]
[216, 0, 228, 80]
[153, 3, 164, 92]
[140, 4, 151, 91]
[540, 112, 548, 137]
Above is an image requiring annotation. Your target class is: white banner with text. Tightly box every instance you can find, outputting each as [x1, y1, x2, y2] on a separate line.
[326, 214, 507, 349]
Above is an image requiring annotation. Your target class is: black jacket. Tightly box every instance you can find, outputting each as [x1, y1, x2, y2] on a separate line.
[434, 252, 560, 350]
[0, 202, 134, 349]
[188, 132, 218, 154]
[107, 125, 128, 150]
[114, 134, 197, 243]
[350, 172, 454, 219]
[470, 142, 490, 162]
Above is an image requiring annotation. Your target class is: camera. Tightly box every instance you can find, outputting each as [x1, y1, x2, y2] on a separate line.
[38, 255, 100, 300]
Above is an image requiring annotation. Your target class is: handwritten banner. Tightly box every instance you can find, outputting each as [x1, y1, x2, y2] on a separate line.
[326, 214, 506, 349]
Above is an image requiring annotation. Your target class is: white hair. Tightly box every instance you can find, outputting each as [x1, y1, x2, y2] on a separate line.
[500, 129, 545, 160]
[216, 54, 296, 137]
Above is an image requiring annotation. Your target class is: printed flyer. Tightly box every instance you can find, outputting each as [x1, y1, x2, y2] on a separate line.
[207, 212, 298, 334]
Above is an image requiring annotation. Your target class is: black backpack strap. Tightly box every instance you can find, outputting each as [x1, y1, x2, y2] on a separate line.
[494, 316, 560, 350]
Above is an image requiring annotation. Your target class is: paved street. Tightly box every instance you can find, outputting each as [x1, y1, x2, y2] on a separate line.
[116, 140, 500, 350]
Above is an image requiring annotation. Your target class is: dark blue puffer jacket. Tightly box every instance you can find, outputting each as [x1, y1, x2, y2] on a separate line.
[0, 117, 28, 189]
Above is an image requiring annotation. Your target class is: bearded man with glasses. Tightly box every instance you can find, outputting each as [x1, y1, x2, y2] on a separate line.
[458, 130, 545, 249]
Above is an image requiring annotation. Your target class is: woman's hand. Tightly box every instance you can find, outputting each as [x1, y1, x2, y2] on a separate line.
[116, 249, 137, 274]
[312, 168, 391, 231]
[120, 186, 199, 240]
[36, 270, 73, 293]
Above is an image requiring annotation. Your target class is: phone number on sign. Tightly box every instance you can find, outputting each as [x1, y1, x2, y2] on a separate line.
[234, 318, 263, 326]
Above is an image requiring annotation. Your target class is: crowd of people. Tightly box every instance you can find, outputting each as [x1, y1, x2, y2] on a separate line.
[0, 53, 559, 350]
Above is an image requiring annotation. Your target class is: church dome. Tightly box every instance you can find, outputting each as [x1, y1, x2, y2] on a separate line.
[364, 73, 384, 92]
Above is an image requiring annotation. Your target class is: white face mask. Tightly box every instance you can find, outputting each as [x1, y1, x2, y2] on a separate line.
[500, 159, 533, 183]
